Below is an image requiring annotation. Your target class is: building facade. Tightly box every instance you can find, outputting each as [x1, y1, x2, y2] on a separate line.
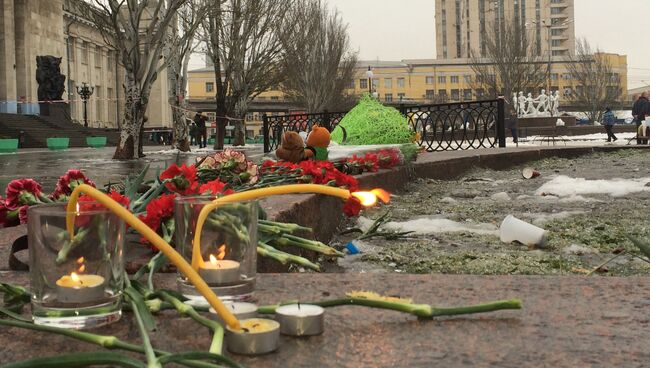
[435, 0, 576, 59]
[0, 0, 171, 130]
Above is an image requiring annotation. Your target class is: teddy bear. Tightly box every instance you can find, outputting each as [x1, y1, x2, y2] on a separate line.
[275, 125, 331, 163]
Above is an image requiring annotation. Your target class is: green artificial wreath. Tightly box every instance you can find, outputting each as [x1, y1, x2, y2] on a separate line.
[331, 94, 414, 145]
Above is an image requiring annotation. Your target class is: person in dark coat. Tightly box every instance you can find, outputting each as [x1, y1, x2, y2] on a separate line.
[632, 92, 649, 144]
[194, 111, 207, 148]
[603, 107, 617, 142]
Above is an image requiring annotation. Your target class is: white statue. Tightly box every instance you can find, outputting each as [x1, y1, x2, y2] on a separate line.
[525, 93, 536, 116]
[534, 89, 549, 116]
[517, 92, 526, 117]
[549, 91, 561, 117]
[513, 92, 519, 116]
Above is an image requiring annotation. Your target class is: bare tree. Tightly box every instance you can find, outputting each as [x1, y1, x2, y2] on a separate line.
[565, 38, 622, 123]
[200, 0, 290, 148]
[79, 0, 189, 159]
[469, 18, 546, 105]
[165, 0, 205, 152]
[279, 0, 357, 113]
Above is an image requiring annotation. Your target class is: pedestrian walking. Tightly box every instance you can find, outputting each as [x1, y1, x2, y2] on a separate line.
[189, 122, 198, 146]
[632, 92, 649, 144]
[603, 107, 617, 142]
[194, 111, 207, 148]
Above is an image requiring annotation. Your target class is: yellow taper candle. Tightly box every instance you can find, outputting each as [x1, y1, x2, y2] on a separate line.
[191, 184, 389, 270]
[65, 184, 242, 331]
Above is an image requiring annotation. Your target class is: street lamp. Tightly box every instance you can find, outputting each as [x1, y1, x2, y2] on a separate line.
[366, 66, 373, 95]
[76, 82, 94, 128]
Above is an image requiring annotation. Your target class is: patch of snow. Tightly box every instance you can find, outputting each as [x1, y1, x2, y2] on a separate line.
[563, 244, 599, 255]
[382, 216, 499, 236]
[535, 175, 650, 197]
[440, 196, 457, 204]
[516, 194, 531, 200]
[490, 192, 511, 201]
[525, 210, 586, 226]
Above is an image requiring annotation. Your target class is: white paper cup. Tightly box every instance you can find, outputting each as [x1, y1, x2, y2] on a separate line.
[499, 215, 547, 247]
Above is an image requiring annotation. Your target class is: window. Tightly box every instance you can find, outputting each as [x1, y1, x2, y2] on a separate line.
[550, 73, 559, 80]
[563, 73, 572, 80]
[563, 86, 572, 96]
[95, 86, 102, 122]
[348, 80, 355, 89]
[551, 7, 562, 14]
[397, 77, 405, 88]
[425, 90, 435, 100]
[67, 38, 75, 62]
[95, 45, 101, 67]
[552, 50, 565, 56]
[450, 76, 459, 84]
[360, 79, 368, 89]
[246, 113, 254, 121]
[107, 87, 114, 122]
[107, 50, 114, 68]
[438, 76, 446, 84]
[80, 41, 88, 64]
[451, 89, 460, 101]
[384, 78, 392, 88]
[372, 79, 379, 90]
[476, 88, 485, 98]
[463, 89, 472, 100]
[438, 89, 448, 102]
[270, 96, 279, 100]
[397, 93, 406, 100]
[425, 76, 434, 84]
[205, 82, 214, 92]
[551, 28, 563, 36]
[463, 75, 472, 84]
[385, 93, 393, 102]
[551, 40, 562, 47]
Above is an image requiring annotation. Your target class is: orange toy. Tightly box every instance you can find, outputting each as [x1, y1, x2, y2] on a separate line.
[305, 126, 330, 161]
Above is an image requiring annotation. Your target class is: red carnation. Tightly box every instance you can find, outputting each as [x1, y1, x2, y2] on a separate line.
[0, 198, 19, 228]
[139, 194, 176, 233]
[199, 179, 234, 196]
[343, 197, 362, 217]
[5, 179, 43, 209]
[18, 205, 28, 224]
[52, 170, 96, 200]
[77, 191, 130, 227]
[160, 164, 199, 195]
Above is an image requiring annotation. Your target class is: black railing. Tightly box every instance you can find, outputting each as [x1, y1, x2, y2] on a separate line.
[262, 110, 346, 152]
[262, 99, 505, 153]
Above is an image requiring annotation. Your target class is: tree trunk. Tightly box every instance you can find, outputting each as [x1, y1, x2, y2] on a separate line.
[214, 104, 227, 150]
[114, 75, 147, 159]
[232, 97, 248, 146]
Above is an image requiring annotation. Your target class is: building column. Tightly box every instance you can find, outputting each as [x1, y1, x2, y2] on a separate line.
[0, 0, 17, 113]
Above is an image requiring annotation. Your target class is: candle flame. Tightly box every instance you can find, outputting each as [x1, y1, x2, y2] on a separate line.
[70, 272, 80, 283]
[217, 244, 226, 260]
[209, 254, 218, 265]
[351, 189, 390, 207]
[76, 257, 86, 273]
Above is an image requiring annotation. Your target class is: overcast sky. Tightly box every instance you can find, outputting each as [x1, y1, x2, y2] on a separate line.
[189, 0, 650, 89]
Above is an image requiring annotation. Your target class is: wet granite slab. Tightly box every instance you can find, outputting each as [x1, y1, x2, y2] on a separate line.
[1, 271, 649, 367]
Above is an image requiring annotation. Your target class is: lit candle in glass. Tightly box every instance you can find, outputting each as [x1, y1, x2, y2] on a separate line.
[198, 245, 241, 285]
[56, 257, 105, 304]
[226, 318, 280, 355]
[275, 303, 325, 336]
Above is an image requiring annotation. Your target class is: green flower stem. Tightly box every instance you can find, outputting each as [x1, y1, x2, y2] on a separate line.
[270, 235, 344, 257]
[129, 298, 159, 368]
[157, 291, 220, 331]
[156, 352, 244, 368]
[259, 220, 312, 234]
[257, 242, 320, 271]
[208, 324, 225, 355]
[0, 317, 221, 368]
[257, 298, 522, 318]
[2, 352, 146, 368]
[258, 224, 284, 236]
[55, 227, 90, 265]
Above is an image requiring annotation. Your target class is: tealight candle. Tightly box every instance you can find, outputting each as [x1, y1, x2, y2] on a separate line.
[226, 318, 280, 355]
[56, 272, 105, 304]
[275, 303, 325, 336]
[210, 302, 258, 323]
[198, 248, 241, 285]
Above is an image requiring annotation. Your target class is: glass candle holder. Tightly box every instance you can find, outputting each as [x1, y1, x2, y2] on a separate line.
[27, 203, 125, 329]
[175, 197, 257, 303]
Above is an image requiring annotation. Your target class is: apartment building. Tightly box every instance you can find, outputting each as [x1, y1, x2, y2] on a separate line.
[435, 0, 576, 59]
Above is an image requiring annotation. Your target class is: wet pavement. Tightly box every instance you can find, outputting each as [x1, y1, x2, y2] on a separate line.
[2, 271, 649, 367]
[0, 145, 264, 191]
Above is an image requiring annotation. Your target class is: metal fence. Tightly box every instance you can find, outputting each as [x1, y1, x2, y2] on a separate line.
[262, 99, 505, 153]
